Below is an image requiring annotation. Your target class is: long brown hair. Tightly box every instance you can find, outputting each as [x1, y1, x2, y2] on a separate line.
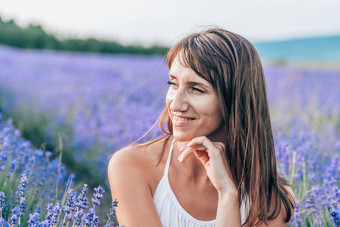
[130, 27, 295, 226]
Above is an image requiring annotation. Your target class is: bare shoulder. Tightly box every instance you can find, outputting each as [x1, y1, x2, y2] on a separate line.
[283, 184, 295, 201]
[107, 138, 169, 226]
[107, 144, 150, 188]
[280, 184, 295, 213]
[108, 138, 168, 175]
[107, 137, 170, 194]
[274, 184, 295, 224]
[108, 145, 146, 171]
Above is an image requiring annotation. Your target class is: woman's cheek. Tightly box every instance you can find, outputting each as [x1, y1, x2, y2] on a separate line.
[166, 90, 175, 100]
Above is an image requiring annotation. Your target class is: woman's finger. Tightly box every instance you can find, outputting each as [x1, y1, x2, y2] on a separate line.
[187, 136, 217, 151]
[194, 149, 210, 164]
[187, 136, 225, 158]
[178, 146, 211, 164]
[178, 137, 224, 163]
[178, 146, 195, 163]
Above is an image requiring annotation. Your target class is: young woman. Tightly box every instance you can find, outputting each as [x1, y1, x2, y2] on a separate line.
[108, 27, 295, 227]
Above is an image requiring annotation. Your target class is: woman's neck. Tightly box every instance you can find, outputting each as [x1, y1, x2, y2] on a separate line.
[172, 140, 210, 183]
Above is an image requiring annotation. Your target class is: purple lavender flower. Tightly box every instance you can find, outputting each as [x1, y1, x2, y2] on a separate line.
[7, 160, 16, 178]
[1, 111, 68, 209]
[9, 214, 18, 226]
[290, 201, 303, 227]
[0, 192, 5, 211]
[105, 222, 116, 227]
[63, 189, 77, 214]
[81, 208, 100, 226]
[330, 210, 340, 227]
[107, 199, 118, 219]
[73, 210, 85, 226]
[0, 153, 7, 171]
[19, 197, 27, 217]
[16, 174, 28, 200]
[43, 203, 54, 225]
[105, 199, 118, 226]
[51, 201, 62, 224]
[28, 212, 41, 226]
[9, 207, 20, 226]
[66, 213, 73, 222]
[91, 186, 105, 207]
[76, 184, 89, 210]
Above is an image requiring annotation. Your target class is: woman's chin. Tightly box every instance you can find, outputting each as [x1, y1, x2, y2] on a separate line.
[172, 132, 194, 142]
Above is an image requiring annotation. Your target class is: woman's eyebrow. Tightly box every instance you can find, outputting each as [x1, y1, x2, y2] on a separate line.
[188, 81, 209, 89]
[169, 75, 210, 89]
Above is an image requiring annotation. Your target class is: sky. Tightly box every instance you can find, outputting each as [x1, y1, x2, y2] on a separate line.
[0, 0, 339, 46]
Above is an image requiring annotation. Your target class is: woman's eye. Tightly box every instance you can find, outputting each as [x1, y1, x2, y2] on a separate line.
[167, 80, 176, 86]
[192, 87, 204, 93]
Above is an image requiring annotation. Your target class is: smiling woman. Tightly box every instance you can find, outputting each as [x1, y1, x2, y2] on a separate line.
[166, 55, 224, 142]
[108, 27, 295, 227]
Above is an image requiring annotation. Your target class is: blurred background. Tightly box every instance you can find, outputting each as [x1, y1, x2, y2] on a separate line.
[0, 0, 339, 225]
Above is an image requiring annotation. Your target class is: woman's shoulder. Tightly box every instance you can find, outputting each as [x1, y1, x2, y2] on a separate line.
[107, 138, 168, 226]
[283, 184, 295, 201]
[108, 136, 170, 178]
[266, 184, 295, 226]
[108, 144, 148, 169]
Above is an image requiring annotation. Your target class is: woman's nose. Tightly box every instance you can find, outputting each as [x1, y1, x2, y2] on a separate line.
[169, 89, 189, 112]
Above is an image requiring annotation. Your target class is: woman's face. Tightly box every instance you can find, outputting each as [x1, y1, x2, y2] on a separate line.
[166, 54, 224, 142]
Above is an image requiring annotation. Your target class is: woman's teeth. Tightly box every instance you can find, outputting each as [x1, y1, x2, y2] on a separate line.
[174, 116, 194, 121]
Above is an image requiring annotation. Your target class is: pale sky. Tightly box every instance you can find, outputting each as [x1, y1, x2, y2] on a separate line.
[0, 0, 339, 46]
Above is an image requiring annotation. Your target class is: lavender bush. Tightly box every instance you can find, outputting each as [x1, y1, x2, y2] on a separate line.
[274, 124, 340, 226]
[0, 113, 67, 215]
[0, 45, 167, 179]
[0, 113, 118, 226]
[0, 45, 339, 226]
[1, 45, 339, 179]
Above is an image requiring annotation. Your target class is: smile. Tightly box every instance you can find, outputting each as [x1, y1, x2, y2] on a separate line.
[172, 115, 195, 126]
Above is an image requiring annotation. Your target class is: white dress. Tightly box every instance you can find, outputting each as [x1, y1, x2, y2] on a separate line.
[153, 138, 248, 227]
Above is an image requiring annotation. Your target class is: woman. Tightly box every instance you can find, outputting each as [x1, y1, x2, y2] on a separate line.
[108, 27, 295, 227]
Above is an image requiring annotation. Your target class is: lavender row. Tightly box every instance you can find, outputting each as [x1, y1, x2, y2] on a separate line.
[0, 45, 168, 177]
[273, 122, 340, 226]
[0, 45, 339, 225]
[0, 112, 64, 224]
[0, 113, 119, 226]
[1, 45, 339, 179]
[1, 111, 339, 226]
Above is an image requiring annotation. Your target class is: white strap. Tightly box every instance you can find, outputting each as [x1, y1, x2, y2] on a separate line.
[164, 138, 175, 176]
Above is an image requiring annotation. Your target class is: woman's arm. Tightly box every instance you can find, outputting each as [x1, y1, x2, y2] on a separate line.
[216, 191, 242, 226]
[179, 136, 242, 226]
[108, 146, 163, 227]
[179, 136, 295, 227]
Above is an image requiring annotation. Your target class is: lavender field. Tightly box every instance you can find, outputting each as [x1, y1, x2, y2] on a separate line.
[0, 44, 339, 226]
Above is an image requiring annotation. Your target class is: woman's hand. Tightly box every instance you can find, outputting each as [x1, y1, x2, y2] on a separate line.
[178, 136, 237, 195]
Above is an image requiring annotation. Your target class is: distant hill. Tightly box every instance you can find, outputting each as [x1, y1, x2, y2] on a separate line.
[0, 16, 168, 55]
[1, 15, 339, 63]
[254, 35, 340, 64]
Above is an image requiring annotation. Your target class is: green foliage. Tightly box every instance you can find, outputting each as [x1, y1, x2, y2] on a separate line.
[0, 16, 168, 55]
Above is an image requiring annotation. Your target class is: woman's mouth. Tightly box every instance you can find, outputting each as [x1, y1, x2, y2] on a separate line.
[172, 115, 195, 126]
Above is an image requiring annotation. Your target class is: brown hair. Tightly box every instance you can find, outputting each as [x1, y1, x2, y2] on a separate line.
[131, 27, 295, 226]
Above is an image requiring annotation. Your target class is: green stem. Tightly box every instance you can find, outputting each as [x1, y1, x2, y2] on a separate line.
[61, 213, 67, 226]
